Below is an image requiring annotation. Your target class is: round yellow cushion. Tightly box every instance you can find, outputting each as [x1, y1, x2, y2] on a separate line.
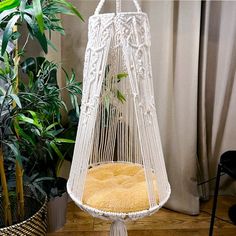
[82, 162, 159, 213]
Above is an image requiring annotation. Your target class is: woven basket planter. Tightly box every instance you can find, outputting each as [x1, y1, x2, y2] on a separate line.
[0, 193, 47, 236]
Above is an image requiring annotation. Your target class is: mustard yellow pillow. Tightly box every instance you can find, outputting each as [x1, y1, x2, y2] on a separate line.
[82, 163, 159, 213]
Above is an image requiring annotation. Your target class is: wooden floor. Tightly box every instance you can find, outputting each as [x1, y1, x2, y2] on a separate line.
[47, 196, 236, 236]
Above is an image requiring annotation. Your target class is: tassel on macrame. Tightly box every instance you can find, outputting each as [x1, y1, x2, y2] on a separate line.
[110, 221, 128, 236]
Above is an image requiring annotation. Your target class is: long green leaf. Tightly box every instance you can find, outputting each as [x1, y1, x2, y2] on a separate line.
[33, 0, 44, 33]
[0, 86, 6, 96]
[17, 113, 42, 130]
[117, 73, 128, 82]
[50, 141, 64, 160]
[19, 0, 26, 12]
[17, 114, 35, 125]
[3, 52, 10, 74]
[13, 118, 35, 146]
[116, 89, 126, 104]
[33, 182, 46, 196]
[9, 94, 22, 108]
[28, 110, 43, 131]
[0, 0, 20, 12]
[34, 177, 54, 183]
[56, 158, 63, 177]
[61, 100, 68, 112]
[45, 122, 59, 132]
[47, 38, 57, 51]
[29, 173, 39, 181]
[24, 14, 48, 53]
[54, 138, 75, 144]
[1, 14, 20, 55]
[54, 0, 84, 21]
[0, 8, 16, 22]
[47, 128, 64, 137]
[5, 142, 22, 167]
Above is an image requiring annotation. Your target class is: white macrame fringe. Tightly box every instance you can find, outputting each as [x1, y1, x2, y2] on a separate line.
[110, 221, 128, 236]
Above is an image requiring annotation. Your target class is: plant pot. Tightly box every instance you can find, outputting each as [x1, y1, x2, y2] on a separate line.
[0, 193, 47, 235]
[47, 191, 68, 232]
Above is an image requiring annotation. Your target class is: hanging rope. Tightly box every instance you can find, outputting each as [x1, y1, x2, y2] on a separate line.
[95, 0, 141, 14]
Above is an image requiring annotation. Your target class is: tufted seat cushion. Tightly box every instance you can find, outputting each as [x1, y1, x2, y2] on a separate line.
[82, 162, 159, 213]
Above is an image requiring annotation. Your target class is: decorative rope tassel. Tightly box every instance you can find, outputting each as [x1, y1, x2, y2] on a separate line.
[110, 220, 128, 236]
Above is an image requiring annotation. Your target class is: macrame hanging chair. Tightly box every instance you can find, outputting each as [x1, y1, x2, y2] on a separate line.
[67, 0, 171, 235]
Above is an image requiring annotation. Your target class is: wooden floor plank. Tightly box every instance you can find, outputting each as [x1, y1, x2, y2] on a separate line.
[47, 196, 236, 236]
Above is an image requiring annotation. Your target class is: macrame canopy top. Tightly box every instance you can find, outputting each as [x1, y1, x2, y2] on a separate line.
[67, 0, 171, 222]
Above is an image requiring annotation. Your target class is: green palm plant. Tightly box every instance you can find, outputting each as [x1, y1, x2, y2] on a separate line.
[0, 0, 83, 227]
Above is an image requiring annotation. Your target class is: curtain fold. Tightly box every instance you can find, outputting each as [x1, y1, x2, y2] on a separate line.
[198, 0, 236, 197]
[143, 0, 201, 214]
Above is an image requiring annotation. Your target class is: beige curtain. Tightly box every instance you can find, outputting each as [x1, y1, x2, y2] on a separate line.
[142, 1, 201, 214]
[198, 1, 236, 197]
[59, 0, 236, 215]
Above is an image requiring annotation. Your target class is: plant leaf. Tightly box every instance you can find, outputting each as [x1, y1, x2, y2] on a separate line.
[0, 86, 6, 96]
[45, 122, 59, 132]
[0, 0, 20, 12]
[54, 0, 84, 21]
[28, 110, 42, 130]
[24, 14, 48, 54]
[17, 113, 42, 130]
[33, 182, 46, 196]
[13, 118, 35, 145]
[19, 0, 26, 12]
[9, 94, 22, 108]
[47, 128, 64, 137]
[117, 89, 126, 104]
[1, 14, 20, 56]
[50, 141, 64, 160]
[47, 38, 57, 51]
[3, 53, 10, 74]
[34, 177, 54, 183]
[54, 138, 75, 144]
[5, 142, 22, 166]
[117, 73, 128, 82]
[32, 0, 44, 33]
[0, 8, 16, 22]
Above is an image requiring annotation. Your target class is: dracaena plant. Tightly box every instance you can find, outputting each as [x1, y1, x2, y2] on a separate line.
[0, 0, 83, 227]
[0, 52, 23, 226]
[0, 0, 83, 56]
[16, 57, 81, 192]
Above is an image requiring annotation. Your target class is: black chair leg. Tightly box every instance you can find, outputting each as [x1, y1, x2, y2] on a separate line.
[209, 164, 222, 236]
[228, 204, 236, 224]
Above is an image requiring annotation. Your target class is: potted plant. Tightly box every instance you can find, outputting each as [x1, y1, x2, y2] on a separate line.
[17, 56, 81, 232]
[0, 0, 82, 234]
[0, 40, 49, 235]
